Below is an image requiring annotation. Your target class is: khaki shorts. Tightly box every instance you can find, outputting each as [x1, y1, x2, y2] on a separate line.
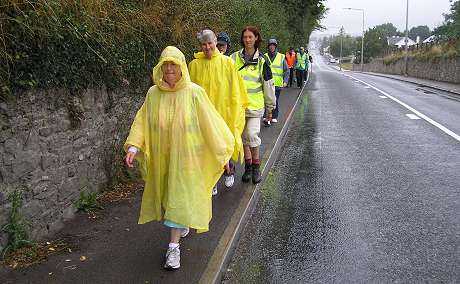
[242, 116, 261, 147]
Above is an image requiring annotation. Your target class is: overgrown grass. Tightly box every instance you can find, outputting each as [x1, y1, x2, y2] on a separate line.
[383, 39, 460, 65]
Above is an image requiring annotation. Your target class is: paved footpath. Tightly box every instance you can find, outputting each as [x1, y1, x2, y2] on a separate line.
[1, 83, 305, 284]
[363, 72, 460, 95]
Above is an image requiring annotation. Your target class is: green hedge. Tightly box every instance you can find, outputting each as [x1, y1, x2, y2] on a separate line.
[0, 0, 326, 98]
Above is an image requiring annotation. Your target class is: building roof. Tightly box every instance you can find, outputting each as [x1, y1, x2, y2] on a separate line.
[387, 36, 416, 46]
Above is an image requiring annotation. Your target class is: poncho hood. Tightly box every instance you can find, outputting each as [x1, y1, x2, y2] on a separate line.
[152, 46, 191, 92]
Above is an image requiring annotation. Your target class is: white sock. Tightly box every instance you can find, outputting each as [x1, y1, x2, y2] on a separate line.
[169, 242, 179, 249]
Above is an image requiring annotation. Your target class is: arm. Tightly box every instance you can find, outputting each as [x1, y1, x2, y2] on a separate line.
[282, 58, 289, 85]
[261, 60, 276, 112]
[124, 99, 147, 167]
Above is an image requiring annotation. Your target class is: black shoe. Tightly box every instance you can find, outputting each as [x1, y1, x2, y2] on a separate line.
[263, 119, 271, 127]
[252, 164, 262, 184]
[242, 163, 252, 183]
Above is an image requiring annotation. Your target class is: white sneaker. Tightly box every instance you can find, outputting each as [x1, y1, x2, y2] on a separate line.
[180, 227, 190, 238]
[224, 174, 235, 188]
[164, 246, 180, 270]
[212, 185, 218, 196]
[271, 118, 278, 123]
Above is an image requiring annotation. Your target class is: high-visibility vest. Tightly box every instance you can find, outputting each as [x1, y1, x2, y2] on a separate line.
[295, 52, 308, 70]
[231, 50, 265, 110]
[266, 52, 285, 87]
[285, 52, 296, 68]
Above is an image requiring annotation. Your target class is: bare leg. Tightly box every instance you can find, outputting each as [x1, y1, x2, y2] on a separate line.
[250, 146, 259, 161]
[170, 228, 181, 244]
[244, 145, 252, 161]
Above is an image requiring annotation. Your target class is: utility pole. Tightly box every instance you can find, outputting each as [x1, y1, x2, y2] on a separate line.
[404, 0, 409, 76]
[361, 11, 364, 72]
[340, 26, 344, 71]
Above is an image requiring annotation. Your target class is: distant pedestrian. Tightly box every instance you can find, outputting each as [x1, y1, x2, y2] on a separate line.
[189, 29, 249, 195]
[295, 46, 308, 88]
[230, 26, 276, 184]
[124, 46, 234, 270]
[263, 38, 289, 125]
[285, 47, 297, 87]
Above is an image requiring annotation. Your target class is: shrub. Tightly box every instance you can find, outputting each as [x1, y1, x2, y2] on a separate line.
[1, 191, 33, 259]
[0, 0, 326, 99]
[74, 191, 102, 213]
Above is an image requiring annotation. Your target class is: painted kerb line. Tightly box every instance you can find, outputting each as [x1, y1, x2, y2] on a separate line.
[344, 74, 460, 142]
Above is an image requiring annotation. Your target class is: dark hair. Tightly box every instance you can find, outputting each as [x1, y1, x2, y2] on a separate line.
[240, 26, 262, 50]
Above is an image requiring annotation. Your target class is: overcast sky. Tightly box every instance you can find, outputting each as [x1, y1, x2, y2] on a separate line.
[317, 0, 453, 36]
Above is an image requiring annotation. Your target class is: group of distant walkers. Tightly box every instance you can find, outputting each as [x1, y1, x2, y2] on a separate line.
[124, 26, 312, 270]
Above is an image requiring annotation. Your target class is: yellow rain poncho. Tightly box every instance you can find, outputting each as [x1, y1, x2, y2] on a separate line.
[124, 46, 234, 232]
[189, 50, 248, 162]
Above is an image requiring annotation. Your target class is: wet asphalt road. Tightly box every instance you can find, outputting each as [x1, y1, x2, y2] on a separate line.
[223, 53, 460, 282]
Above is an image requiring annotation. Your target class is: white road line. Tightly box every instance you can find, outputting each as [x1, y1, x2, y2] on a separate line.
[344, 73, 460, 142]
[406, 114, 421, 120]
[379, 95, 388, 98]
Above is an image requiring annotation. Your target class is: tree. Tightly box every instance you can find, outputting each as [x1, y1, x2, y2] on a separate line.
[329, 28, 357, 58]
[409, 25, 431, 42]
[354, 23, 401, 62]
[434, 0, 460, 39]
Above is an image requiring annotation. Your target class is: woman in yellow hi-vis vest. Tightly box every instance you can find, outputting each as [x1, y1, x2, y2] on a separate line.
[230, 26, 276, 184]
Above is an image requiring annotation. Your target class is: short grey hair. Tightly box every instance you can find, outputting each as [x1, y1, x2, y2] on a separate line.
[197, 29, 217, 43]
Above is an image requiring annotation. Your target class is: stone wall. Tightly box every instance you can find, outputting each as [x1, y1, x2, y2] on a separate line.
[0, 86, 144, 251]
[354, 57, 460, 84]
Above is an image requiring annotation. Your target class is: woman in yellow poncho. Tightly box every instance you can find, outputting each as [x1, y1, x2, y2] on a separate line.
[124, 46, 234, 270]
[189, 29, 248, 196]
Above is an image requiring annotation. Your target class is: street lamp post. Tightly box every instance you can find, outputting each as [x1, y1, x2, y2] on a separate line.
[344, 8, 365, 72]
[404, 0, 409, 76]
[327, 26, 344, 71]
[340, 26, 344, 71]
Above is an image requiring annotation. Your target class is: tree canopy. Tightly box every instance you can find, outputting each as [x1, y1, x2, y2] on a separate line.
[409, 25, 431, 42]
[434, 0, 460, 38]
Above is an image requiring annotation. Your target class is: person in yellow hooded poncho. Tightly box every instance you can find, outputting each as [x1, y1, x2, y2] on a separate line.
[188, 29, 248, 196]
[124, 46, 234, 270]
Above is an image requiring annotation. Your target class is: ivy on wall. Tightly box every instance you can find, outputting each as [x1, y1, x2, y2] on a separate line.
[0, 0, 326, 99]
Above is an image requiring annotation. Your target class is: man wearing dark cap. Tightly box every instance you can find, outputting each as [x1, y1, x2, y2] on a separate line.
[263, 38, 289, 125]
[216, 32, 231, 56]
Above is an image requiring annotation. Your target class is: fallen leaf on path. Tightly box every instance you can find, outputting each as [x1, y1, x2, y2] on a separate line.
[63, 265, 77, 270]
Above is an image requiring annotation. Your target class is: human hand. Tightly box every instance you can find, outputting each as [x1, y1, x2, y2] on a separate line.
[125, 152, 136, 168]
[224, 162, 230, 173]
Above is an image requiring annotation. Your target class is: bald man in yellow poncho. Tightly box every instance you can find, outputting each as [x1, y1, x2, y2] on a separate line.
[189, 29, 249, 196]
[124, 46, 234, 270]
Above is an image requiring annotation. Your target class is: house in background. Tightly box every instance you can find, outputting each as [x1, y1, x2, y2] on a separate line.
[387, 36, 416, 48]
[422, 35, 438, 44]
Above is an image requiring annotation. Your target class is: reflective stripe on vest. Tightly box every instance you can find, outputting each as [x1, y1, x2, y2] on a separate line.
[231, 51, 265, 110]
[295, 53, 308, 70]
[267, 53, 285, 87]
